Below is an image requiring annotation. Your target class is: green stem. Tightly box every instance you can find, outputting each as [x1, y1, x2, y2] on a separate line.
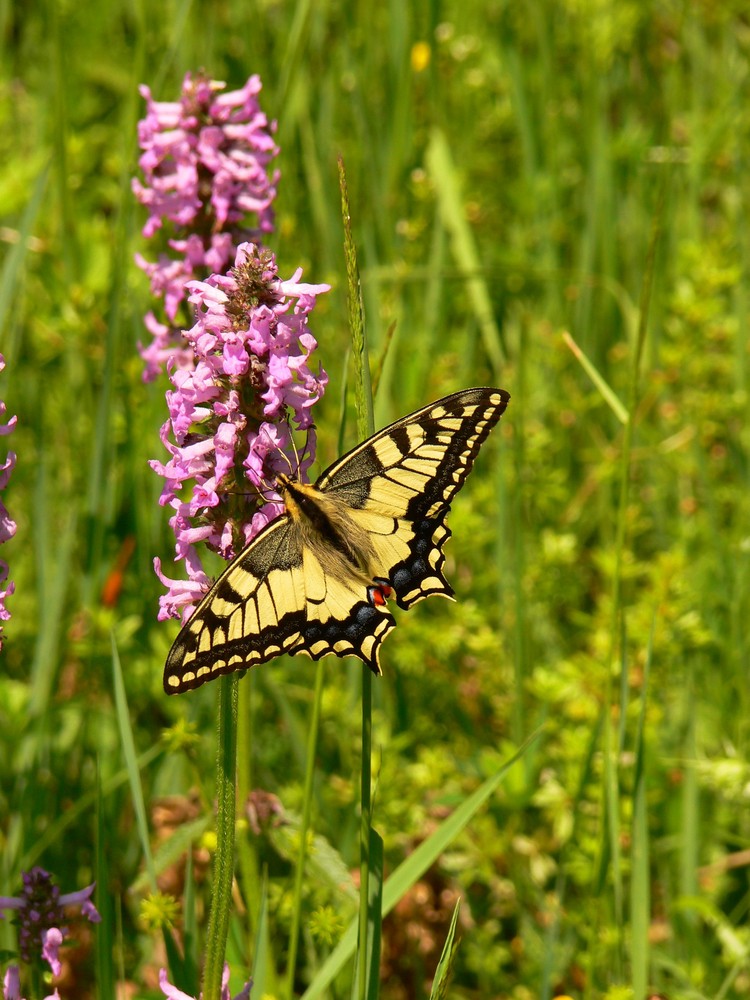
[338, 154, 376, 1000]
[286, 658, 326, 998]
[338, 155, 374, 438]
[202, 674, 239, 1000]
[29, 963, 42, 1000]
[600, 194, 661, 970]
[237, 672, 262, 944]
[358, 669, 373, 1000]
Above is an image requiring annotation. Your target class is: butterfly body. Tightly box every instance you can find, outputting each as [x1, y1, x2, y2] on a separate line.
[164, 387, 510, 694]
[276, 474, 381, 581]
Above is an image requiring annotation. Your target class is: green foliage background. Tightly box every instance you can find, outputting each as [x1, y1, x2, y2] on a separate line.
[1, 1, 749, 997]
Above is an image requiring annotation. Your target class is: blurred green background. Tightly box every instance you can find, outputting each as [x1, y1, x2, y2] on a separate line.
[1, 1, 749, 997]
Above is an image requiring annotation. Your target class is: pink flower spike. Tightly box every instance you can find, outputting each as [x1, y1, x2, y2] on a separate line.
[149, 243, 328, 615]
[134, 72, 280, 379]
[0, 868, 99, 974]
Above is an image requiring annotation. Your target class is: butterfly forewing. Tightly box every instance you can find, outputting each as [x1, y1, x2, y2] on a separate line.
[318, 388, 510, 610]
[317, 388, 508, 511]
[164, 387, 509, 693]
[164, 518, 305, 693]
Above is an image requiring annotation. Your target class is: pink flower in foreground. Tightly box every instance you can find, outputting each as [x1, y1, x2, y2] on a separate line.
[2, 967, 21, 1000]
[151, 243, 329, 622]
[0, 868, 100, 993]
[2, 966, 60, 1000]
[0, 354, 16, 648]
[133, 73, 280, 380]
[159, 964, 251, 1000]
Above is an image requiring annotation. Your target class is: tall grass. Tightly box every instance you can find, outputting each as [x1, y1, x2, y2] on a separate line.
[1, 2, 749, 997]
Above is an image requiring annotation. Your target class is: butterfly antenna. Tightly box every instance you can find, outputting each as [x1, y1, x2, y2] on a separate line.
[253, 424, 291, 500]
[256, 477, 277, 502]
[276, 444, 295, 477]
[299, 425, 318, 483]
[287, 418, 304, 479]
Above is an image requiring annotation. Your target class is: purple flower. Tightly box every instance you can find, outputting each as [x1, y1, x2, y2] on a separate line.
[40, 928, 63, 978]
[133, 73, 280, 380]
[2, 967, 60, 1000]
[2, 967, 21, 1000]
[159, 964, 251, 1000]
[151, 243, 329, 622]
[0, 354, 16, 648]
[0, 867, 100, 982]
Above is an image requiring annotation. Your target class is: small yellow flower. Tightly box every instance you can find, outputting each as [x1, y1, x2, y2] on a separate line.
[139, 891, 180, 932]
[308, 905, 344, 947]
[201, 829, 218, 853]
[160, 718, 200, 753]
[411, 41, 431, 72]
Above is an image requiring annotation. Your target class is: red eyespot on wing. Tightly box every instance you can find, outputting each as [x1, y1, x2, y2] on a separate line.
[368, 579, 393, 607]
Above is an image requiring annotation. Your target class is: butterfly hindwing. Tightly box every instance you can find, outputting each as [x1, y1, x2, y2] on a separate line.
[164, 387, 509, 693]
[294, 545, 396, 665]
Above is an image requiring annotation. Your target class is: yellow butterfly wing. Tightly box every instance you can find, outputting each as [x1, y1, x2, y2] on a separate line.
[316, 387, 510, 608]
[164, 387, 509, 693]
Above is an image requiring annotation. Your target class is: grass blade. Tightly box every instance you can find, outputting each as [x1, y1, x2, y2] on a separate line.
[286, 658, 326, 999]
[183, 850, 199, 993]
[429, 899, 461, 1000]
[111, 633, 156, 890]
[20, 745, 162, 870]
[27, 503, 76, 720]
[251, 872, 282, 999]
[426, 128, 506, 376]
[561, 331, 629, 425]
[630, 616, 654, 996]
[351, 828, 383, 1000]
[94, 766, 114, 1000]
[0, 163, 48, 359]
[129, 815, 213, 894]
[301, 729, 542, 999]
